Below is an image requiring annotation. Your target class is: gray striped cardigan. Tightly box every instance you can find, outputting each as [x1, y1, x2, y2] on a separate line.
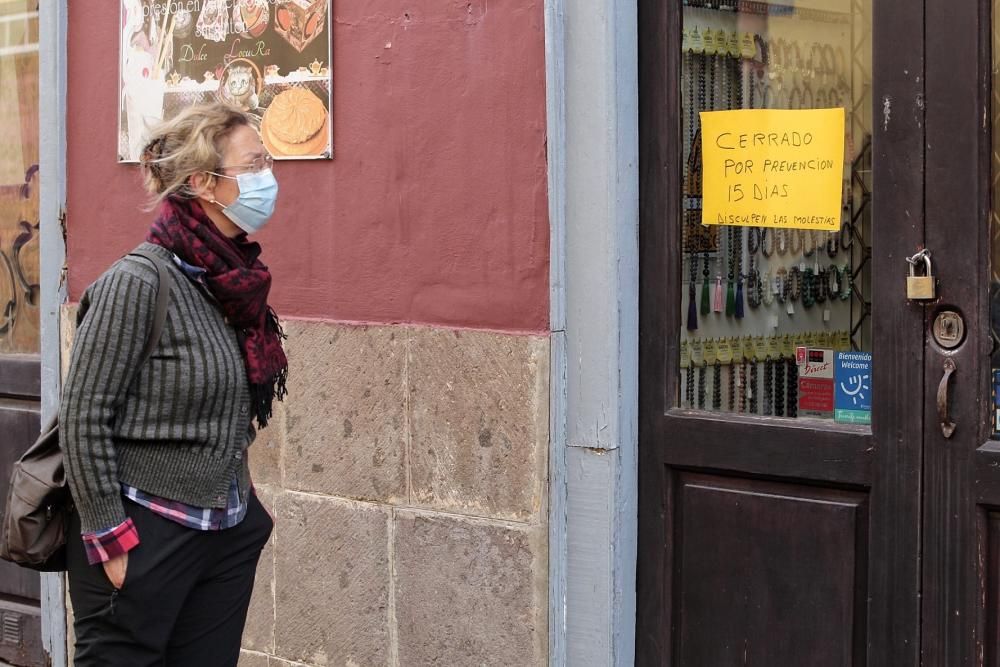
[60, 242, 254, 533]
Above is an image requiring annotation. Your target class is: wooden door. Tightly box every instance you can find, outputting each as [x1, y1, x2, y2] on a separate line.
[637, 0, 924, 664]
[921, 0, 1000, 664]
[0, 4, 48, 666]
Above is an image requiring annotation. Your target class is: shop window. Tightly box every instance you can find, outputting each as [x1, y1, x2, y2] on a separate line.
[0, 0, 39, 355]
[679, 0, 873, 422]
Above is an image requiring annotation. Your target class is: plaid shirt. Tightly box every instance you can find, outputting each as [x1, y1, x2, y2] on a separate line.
[81, 476, 247, 565]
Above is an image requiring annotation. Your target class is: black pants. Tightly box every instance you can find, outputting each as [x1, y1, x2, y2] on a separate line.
[67, 491, 273, 667]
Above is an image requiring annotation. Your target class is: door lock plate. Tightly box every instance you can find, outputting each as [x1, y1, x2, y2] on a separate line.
[932, 310, 965, 349]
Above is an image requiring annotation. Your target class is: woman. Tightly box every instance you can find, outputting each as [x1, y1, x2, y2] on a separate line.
[60, 102, 286, 665]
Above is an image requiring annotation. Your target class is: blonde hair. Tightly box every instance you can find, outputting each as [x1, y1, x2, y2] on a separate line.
[139, 102, 253, 208]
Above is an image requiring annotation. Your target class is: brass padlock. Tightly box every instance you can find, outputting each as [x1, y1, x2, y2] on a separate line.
[907, 253, 936, 300]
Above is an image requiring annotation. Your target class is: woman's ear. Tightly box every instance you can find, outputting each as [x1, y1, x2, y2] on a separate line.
[188, 172, 216, 201]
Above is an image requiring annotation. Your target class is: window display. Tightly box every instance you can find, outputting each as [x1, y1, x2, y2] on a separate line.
[679, 0, 872, 422]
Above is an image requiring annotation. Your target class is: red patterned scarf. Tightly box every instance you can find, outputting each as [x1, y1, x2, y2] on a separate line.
[148, 197, 287, 427]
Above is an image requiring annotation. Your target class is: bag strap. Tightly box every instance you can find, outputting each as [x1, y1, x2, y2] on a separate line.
[127, 249, 173, 364]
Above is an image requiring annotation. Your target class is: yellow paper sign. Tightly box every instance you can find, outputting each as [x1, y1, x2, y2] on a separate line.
[700, 108, 846, 230]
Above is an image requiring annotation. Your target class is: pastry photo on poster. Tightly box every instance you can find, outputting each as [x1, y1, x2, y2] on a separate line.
[119, 0, 332, 162]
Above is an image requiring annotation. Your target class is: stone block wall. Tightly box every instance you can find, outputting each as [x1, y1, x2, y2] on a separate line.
[61, 310, 549, 666]
[239, 320, 550, 666]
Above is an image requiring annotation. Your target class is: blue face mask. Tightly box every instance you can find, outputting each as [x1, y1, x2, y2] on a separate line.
[212, 168, 279, 235]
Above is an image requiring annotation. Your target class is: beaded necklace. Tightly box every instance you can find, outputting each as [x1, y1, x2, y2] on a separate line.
[727, 361, 736, 412]
[726, 225, 737, 316]
[774, 358, 785, 417]
[685, 364, 695, 408]
[749, 358, 759, 414]
[763, 358, 773, 416]
[712, 361, 722, 410]
[786, 359, 798, 418]
[776, 229, 788, 256]
[698, 363, 707, 410]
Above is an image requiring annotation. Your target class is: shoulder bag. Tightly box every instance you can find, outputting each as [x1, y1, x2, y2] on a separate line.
[0, 249, 172, 571]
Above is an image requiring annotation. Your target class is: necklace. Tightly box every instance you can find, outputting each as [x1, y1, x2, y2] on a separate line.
[774, 358, 785, 417]
[735, 226, 745, 319]
[776, 229, 788, 256]
[726, 225, 737, 316]
[749, 358, 759, 414]
[727, 361, 736, 412]
[685, 364, 695, 408]
[698, 364, 707, 410]
[687, 228, 699, 331]
[786, 359, 798, 418]
[763, 358, 773, 416]
[712, 362, 722, 410]
[738, 361, 747, 414]
[700, 253, 711, 316]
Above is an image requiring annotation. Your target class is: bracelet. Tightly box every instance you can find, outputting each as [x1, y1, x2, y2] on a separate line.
[790, 229, 803, 255]
[789, 267, 802, 302]
[827, 231, 839, 258]
[776, 229, 788, 255]
[801, 268, 814, 308]
[803, 230, 817, 257]
[761, 227, 774, 258]
[762, 269, 775, 306]
[816, 268, 828, 304]
[776, 268, 788, 303]
[747, 226, 761, 255]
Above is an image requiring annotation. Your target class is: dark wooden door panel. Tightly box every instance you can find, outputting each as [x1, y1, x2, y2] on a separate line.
[672, 473, 867, 667]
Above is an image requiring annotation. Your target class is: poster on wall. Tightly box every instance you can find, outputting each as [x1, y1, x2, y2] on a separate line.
[119, 0, 332, 163]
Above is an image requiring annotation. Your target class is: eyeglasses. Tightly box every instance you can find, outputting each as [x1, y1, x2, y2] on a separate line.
[216, 154, 274, 175]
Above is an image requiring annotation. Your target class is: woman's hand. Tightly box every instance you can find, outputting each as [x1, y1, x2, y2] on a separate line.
[103, 553, 128, 589]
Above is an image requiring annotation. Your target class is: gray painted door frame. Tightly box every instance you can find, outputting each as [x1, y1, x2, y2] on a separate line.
[546, 0, 640, 664]
[38, 1, 68, 665]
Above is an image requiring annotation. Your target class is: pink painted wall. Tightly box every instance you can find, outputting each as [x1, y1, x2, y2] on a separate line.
[67, 1, 549, 333]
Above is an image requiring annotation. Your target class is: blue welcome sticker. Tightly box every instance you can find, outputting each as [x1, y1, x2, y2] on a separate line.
[835, 352, 872, 425]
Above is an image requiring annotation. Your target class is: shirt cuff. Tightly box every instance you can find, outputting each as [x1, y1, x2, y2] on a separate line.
[81, 518, 140, 565]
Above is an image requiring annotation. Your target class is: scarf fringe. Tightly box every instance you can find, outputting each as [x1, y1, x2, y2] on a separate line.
[252, 308, 289, 428]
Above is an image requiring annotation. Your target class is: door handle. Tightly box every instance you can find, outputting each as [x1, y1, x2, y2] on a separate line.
[937, 358, 957, 439]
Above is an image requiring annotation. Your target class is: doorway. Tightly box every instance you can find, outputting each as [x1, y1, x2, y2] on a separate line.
[637, 0, 998, 664]
[0, 2, 47, 665]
